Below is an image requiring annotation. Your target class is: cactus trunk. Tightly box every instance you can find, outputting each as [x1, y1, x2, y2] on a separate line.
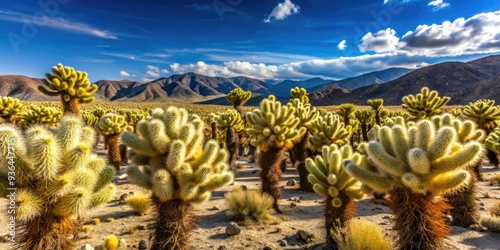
[294, 133, 313, 192]
[211, 121, 218, 141]
[324, 192, 356, 250]
[105, 133, 121, 171]
[62, 98, 80, 116]
[258, 146, 285, 213]
[151, 197, 195, 250]
[226, 126, 239, 170]
[361, 123, 369, 142]
[390, 187, 450, 250]
[444, 167, 479, 227]
[119, 144, 128, 164]
[486, 149, 499, 168]
[18, 211, 79, 250]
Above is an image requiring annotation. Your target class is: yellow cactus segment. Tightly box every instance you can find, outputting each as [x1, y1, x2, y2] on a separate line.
[95, 113, 128, 136]
[226, 88, 252, 106]
[463, 100, 500, 130]
[290, 86, 309, 104]
[401, 87, 450, 120]
[306, 144, 366, 203]
[343, 119, 483, 195]
[21, 105, 62, 127]
[289, 99, 318, 128]
[246, 95, 305, 151]
[16, 189, 42, 221]
[122, 106, 233, 203]
[486, 129, 500, 153]
[0, 96, 23, 119]
[215, 109, 245, 132]
[309, 112, 350, 151]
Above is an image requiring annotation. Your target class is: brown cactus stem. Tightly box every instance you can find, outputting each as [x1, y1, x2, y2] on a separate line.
[293, 133, 313, 192]
[119, 144, 128, 164]
[374, 111, 381, 126]
[234, 104, 244, 117]
[389, 187, 450, 250]
[62, 98, 80, 116]
[258, 145, 285, 213]
[151, 197, 196, 250]
[226, 126, 239, 170]
[0, 115, 15, 124]
[361, 123, 369, 142]
[324, 192, 356, 250]
[486, 149, 499, 168]
[444, 167, 479, 227]
[210, 121, 218, 141]
[104, 133, 121, 171]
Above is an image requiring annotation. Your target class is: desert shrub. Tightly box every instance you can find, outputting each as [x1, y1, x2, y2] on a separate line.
[331, 219, 393, 250]
[225, 189, 275, 225]
[125, 193, 152, 215]
[491, 201, 500, 217]
[480, 214, 500, 233]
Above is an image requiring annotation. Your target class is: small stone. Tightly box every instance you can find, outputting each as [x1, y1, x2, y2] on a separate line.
[479, 202, 485, 206]
[80, 244, 94, 250]
[119, 193, 129, 204]
[479, 207, 485, 211]
[296, 230, 314, 243]
[138, 240, 148, 250]
[129, 191, 135, 195]
[379, 222, 388, 225]
[218, 246, 227, 250]
[118, 174, 128, 180]
[286, 180, 297, 186]
[290, 202, 297, 207]
[276, 228, 282, 233]
[288, 196, 300, 202]
[1, 235, 9, 242]
[136, 224, 146, 230]
[240, 185, 248, 190]
[252, 170, 258, 174]
[226, 222, 241, 236]
[263, 246, 273, 250]
[444, 215, 453, 224]
[279, 240, 287, 246]
[212, 206, 220, 211]
[382, 216, 390, 219]
[469, 224, 487, 232]
[119, 238, 127, 248]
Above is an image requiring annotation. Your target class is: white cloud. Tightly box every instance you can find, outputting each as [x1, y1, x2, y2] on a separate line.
[142, 77, 154, 83]
[0, 9, 117, 39]
[147, 65, 159, 72]
[146, 71, 160, 78]
[428, 0, 450, 11]
[337, 40, 347, 50]
[120, 71, 130, 77]
[161, 69, 169, 74]
[359, 28, 401, 53]
[264, 0, 300, 23]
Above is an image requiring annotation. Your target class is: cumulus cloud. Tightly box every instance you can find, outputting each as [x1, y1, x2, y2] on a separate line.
[120, 71, 130, 77]
[337, 40, 347, 50]
[264, 0, 300, 23]
[359, 28, 400, 53]
[428, 0, 450, 11]
[161, 69, 169, 74]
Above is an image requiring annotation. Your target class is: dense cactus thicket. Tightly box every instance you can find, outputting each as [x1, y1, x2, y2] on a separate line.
[306, 145, 366, 249]
[463, 100, 500, 170]
[20, 105, 62, 127]
[0, 96, 22, 124]
[344, 119, 483, 250]
[401, 87, 450, 120]
[95, 113, 128, 171]
[246, 95, 305, 212]
[38, 64, 97, 116]
[0, 115, 116, 250]
[122, 107, 233, 250]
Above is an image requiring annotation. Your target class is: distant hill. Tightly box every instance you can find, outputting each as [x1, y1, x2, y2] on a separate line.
[0, 75, 57, 101]
[271, 77, 332, 96]
[309, 55, 500, 105]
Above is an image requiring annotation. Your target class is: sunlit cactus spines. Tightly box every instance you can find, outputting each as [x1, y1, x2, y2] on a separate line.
[401, 87, 450, 120]
[226, 88, 252, 115]
[486, 129, 500, 154]
[20, 105, 62, 127]
[336, 103, 356, 126]
[354, 109, 374, 142]
[122, 106, 233, 249]
[0, 115, 116, 250]
[246, 95, 305, 212]
[93, 107, 108, 118]
[451, 108, 462, 118]
[38, 63, 97, 116]
[343, 119, 484, 250]
[0, 96, 22, 123]
[309, 111, 350, 151]
[290, 86, 309, 104]
[95, 113, 128, 171]
[367, 98, 385, 125]
[306, 144, 366, 249]
[216, 109, 245, 170]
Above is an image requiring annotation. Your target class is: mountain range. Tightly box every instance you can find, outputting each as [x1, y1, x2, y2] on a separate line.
[1, 54, 499, 106]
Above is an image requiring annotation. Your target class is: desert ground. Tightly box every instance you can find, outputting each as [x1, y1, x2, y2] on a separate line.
[1, 141, 500, 250]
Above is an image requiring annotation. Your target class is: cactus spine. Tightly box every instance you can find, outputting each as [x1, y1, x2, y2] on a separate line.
[0, 96, 22, 124]
[246, 95, 305, 212]
[39, 63, 97, 116]
[0, 115, 116, 250]
[401, 87, 450, 120]
[306, 145, 366, 249]
[343, 119, 483, 250]
[95, 113, 128, 171]
[122, 106, 233, 250]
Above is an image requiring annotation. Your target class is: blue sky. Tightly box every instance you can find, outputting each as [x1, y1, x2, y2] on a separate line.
[0, 0, 499, 82]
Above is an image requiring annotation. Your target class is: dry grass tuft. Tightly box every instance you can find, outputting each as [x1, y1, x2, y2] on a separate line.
[225, 189, 275, 225]
[331, 219, 393, 250]
[480, 214, 500, 233]
[490, 201, 500, 217]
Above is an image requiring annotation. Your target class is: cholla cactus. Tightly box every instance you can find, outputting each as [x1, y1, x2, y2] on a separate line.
[367, 98, 385, 125]
[431, 114, 486, 227]
[354, 109, 374, 142]
[95, 113, 128, 171]
[0, 96, 22, 123]
[451, 108, 462, 118]
[288, 99, 318, 191]
[246, 95, 305, 212]
[306, 145, 366, 249]
[82, 111, 99, 127]
[486, 129, 500, 154]
[20, 105, 62, 127]
[309, 112, 350, 151]
[401, 87, 450, 120]
[38, 64, 97, 116]
[336, 103, 356, 127]
[343, 120, 484, 250]
[121, 106, 233, 250]
[463, 100, 500, 168]
[217, 110, 245, 170]
[0, 115, 116, 250]
[125, 109, 148, 133]
[226, 88, 252, 116]
[93, 108, 108, 118]
[290, 86, 309, 104]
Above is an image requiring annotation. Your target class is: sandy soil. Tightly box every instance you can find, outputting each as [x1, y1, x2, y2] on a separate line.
[1, 145, 500, 250]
